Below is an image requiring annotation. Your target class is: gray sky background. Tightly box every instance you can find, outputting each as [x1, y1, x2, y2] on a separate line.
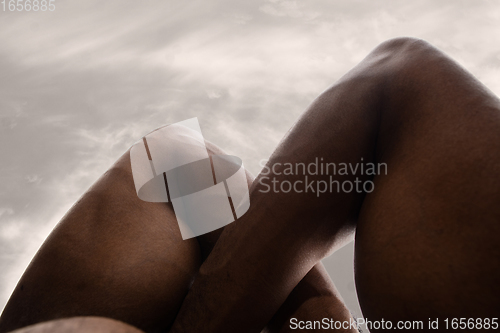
[1, 0, 499, 319]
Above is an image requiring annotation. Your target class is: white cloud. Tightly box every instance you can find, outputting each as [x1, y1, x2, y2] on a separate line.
[206, 90, 223, 99]
[259, 0, 320, 20]
[0, 208, 14, 218]
[24, 175, 41, 184]
[0, 222, 22, 241]
[0, 0, 499, 320]
[228, 13, 253, 25]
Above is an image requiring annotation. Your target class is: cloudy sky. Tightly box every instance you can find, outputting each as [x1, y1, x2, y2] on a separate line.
[1, 0, 499, 319]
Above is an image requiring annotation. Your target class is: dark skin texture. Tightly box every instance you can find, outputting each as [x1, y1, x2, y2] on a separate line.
[0, 147, 203, 333]
[169, 37, 500, 332]
[1, 37, 499, 332]
[0, 134, 355, 333]
[8, 317, 144, 333]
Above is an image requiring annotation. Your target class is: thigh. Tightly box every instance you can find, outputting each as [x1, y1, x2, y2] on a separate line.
[354, 39, 500, 327]
[169, 38, 500, 332]
[0, 148, 201, 333]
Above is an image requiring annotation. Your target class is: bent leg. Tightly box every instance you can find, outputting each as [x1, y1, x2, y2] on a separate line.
[354, 39, 500, 326]
[0, 134, 349, 333]
[171, 38, 500, 332]
[0, 146, 202, 333]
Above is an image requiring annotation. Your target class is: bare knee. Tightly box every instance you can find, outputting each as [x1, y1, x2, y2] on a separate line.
[9, 317, 144, 333]
[353, 38, 500, 325]
[317, 37, 441, 109]
[0, 149, 202, 333]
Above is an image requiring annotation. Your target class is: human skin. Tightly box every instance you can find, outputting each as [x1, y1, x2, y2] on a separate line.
[169, 37, 500, 332]
[0, 134, 354, 332]
[1, 37, 499, 333]
[7, 317, 145, 333]
[0, 144, 203, 332]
